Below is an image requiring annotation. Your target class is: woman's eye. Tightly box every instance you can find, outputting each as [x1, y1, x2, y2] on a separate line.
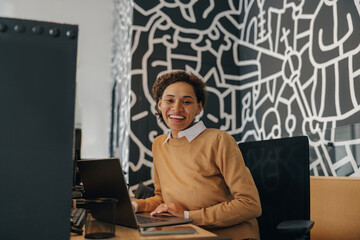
[165, 99, 173, 103]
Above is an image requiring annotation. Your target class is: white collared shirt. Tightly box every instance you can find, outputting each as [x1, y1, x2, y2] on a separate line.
[162, 121, 206, 145]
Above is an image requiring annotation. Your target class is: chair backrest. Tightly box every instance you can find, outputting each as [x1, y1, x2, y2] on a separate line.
[239, 136, 310, 240]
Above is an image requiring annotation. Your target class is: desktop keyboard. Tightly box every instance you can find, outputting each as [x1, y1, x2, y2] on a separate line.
[70, 207, 87, 234]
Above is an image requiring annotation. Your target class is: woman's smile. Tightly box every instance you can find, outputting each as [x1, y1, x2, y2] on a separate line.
[169, 115, 185, 120]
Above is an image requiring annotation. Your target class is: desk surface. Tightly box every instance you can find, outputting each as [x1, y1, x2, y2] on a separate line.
[71, 224, 217, 240]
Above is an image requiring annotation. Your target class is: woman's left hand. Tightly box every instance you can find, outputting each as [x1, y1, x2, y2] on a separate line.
[150, 202, 185, 217]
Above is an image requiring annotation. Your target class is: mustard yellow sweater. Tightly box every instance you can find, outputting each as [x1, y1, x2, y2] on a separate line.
[134, 129, 262, 240]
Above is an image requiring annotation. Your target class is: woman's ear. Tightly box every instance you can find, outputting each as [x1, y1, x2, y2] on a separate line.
[157, 99, 162, 111]
[196, 102, 203, 114]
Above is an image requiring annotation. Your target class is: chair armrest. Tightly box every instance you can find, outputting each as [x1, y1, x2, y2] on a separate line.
[277, 220, 314, 236]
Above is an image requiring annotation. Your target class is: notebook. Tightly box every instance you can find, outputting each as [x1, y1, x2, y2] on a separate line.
[77, 158, 192, 228]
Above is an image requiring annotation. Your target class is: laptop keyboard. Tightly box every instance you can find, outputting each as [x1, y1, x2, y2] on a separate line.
[136, 215, 167, 224]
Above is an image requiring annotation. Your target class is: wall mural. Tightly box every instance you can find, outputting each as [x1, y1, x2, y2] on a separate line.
[111, 0, 133, 175]
[124, 0, 360, 188]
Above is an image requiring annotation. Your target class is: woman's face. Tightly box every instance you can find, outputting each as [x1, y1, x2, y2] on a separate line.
[158, 81, 203, 138]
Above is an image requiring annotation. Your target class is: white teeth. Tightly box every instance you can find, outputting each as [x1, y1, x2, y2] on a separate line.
[170, 115, 184, 119]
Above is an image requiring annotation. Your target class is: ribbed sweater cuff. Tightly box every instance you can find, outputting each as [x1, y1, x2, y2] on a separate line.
[133, 199, 147, 212]
[189, 209, 203, 225]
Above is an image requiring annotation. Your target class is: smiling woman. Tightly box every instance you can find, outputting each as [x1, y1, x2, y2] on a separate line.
[157, 81, 203, 138]
[152, 71, 207, 121]
[152, 71, 207, 138]
[132, 70, 262, 240]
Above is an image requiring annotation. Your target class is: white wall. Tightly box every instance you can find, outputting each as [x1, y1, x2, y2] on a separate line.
[0, 0, 114, 158]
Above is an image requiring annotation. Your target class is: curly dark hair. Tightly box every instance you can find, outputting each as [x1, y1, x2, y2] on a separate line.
[152, 70, 207, 123]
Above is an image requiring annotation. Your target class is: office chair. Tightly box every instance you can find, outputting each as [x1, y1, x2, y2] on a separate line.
[239, 136, 314, 240]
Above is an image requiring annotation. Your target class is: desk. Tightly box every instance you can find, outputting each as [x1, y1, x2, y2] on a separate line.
[71, 224, 218, 240]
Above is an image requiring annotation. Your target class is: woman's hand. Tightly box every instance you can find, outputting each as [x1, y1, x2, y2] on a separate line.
[150, 202, 185, 217]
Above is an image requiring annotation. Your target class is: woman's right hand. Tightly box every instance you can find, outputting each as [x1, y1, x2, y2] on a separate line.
[150, 202, 185, 217]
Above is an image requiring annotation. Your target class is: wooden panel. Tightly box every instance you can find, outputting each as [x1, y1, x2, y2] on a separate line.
[310, 176, 360, 240]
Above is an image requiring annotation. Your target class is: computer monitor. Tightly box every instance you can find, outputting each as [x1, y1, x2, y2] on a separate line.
[0, 17, 78, 240]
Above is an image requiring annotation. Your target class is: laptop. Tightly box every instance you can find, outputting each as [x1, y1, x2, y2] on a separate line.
[77, 158, 192, 228]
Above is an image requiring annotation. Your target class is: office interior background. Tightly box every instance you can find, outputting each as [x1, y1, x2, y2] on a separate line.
[2, 0, 359, 188]
[125, 0, 360, 187]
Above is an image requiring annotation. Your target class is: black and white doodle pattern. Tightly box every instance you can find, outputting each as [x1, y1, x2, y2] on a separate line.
[111, 0, 133, 174]
[113, 0, 360, 186]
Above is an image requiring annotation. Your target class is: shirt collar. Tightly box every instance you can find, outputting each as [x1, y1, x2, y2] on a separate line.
[162, 121, 206, 145]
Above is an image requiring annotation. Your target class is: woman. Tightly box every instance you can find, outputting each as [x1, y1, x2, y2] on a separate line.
[133, 70, 261, 240]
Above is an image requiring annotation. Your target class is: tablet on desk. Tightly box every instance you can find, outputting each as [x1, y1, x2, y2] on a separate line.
[140, 225, 197, 236]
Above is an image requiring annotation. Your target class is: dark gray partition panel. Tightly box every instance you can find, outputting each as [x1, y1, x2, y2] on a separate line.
[0, 17, 78, 240]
